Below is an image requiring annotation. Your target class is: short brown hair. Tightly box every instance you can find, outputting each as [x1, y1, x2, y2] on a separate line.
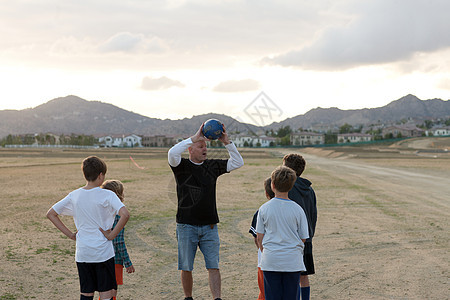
[264, 177, 275, 199]
[82, 156, 107, 182]
[282, 153, 306, 177]
[101, 180, 124, 201]
[271, 166, 296, 193]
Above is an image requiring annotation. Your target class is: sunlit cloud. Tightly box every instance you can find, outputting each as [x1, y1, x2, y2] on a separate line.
[213, 79, 260, 93]
[98, 32, 169, 54]
[0, 0, 449, 120]
[141, 76, 185, 90]
[50, 36, 95, 56]
[438, 78, 450, 91]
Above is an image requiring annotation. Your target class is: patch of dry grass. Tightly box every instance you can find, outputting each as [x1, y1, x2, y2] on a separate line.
[0, 145, 448, 299]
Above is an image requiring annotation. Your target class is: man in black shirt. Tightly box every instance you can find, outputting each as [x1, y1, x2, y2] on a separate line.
[168, 123, 244, 300]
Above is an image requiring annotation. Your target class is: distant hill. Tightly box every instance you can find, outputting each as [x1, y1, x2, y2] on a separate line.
[0, 94, 449, 138]
[267, 94, 450, 130]
[0, 95, 259, 138]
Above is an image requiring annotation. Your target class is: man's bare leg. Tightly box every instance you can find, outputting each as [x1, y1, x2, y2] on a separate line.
[208, 268, 221, 299]
[181, 270, 193, 298]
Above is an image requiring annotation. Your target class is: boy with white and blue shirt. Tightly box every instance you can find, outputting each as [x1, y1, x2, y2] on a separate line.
[256, 166, 309, 300]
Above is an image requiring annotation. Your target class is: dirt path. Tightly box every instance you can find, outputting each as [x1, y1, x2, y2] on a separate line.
[285, 150, 450, 299]
[0, 147, 448, 299]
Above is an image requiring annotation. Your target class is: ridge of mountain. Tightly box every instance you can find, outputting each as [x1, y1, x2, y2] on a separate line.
[0, 95, 259, 138]
[267, 94, 450, 130]
[0, 94, 449, 138]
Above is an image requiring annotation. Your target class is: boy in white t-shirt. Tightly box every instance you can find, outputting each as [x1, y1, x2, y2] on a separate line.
[256, 166, 309, 300]
[46, 156, 130, 300]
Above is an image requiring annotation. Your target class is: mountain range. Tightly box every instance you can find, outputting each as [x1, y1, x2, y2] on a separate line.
[270, 94, 450, 130]
[0, 94, 449, 138]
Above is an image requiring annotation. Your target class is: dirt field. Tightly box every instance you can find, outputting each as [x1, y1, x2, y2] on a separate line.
[0, 138, 449, 299]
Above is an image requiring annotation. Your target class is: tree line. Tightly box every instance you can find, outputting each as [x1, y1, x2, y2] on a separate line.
[0, 133, 96, 147]
[2, 118, 449, 147]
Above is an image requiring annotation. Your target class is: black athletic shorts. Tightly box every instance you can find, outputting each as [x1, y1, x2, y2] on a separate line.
[76, 257, 117, 293]
[301, 241, 315, 275]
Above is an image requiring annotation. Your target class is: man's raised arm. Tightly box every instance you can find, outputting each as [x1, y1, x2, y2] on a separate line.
[168, 138, 193, 167]
[225, 142, 244, 172]
[168, 124, 210, 167]
[217, 123, 244, 172]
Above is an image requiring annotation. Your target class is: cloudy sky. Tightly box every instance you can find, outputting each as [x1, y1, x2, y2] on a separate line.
[1, 0, 449, 125]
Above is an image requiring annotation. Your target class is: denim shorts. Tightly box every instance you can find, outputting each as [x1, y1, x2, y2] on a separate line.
[176, 223, 220, 271]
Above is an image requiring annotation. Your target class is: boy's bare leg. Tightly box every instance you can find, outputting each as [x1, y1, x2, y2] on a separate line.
[96, 289, 117, 300]
[99, 289, 114, 299]
[81, 292, 94, 298]
[181, 270, 193, 297]
[300, 274, 309, 287]
[300, 275, 311, 300]
[208, 268, 221, 299]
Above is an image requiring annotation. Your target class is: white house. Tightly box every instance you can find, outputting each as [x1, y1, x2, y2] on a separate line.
[253, 135, 277, 147]
[230, 134, 276, 147]
[98, 134, 142, 147]
[431, 127, 450, 136]
[123, 134, 142, 147]
[337, 133, 372, 143]
[231, 135, 257, 147]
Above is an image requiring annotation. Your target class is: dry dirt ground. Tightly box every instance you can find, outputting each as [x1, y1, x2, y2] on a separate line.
[0, 137, 449, 299]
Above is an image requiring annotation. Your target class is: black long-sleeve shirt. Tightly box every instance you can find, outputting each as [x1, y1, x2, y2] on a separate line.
[288, 177, 317, 241]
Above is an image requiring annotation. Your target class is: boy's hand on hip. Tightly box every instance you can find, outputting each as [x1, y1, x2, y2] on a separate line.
[69, 231, 77, 241]
[99, 227, 113, 240]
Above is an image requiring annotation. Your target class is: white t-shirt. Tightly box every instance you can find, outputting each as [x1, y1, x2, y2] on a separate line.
[52, 187, 124, 263]
[256, 197, 309, 272]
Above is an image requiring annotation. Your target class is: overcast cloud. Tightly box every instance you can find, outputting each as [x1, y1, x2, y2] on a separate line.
[98, 32, 169, 54]
[141, 76, 185, 90]
[0, 1, 335, 69]
[213, 79, 260, 93]
[264, 0, 450, 70]
[0, 0, 448, 121]
[2, 0, 448, 71]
